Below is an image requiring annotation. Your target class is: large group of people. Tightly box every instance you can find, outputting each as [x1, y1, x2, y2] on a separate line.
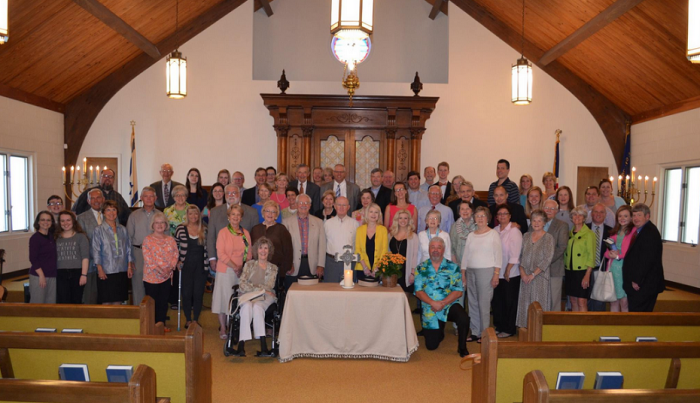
[26, 160, 665, 356]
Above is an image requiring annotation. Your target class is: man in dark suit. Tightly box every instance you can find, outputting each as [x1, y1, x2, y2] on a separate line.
[622, 203, 664, 312]
[288, 164, 321, 213]
[320, 164, 361, 214]
[436, 161, 452, 205]
[206, 185, 258, 273]
[449, 181, 487, 220]
[489, 186, 527, 234]
[363, 168, 392, 213]
[541, 199, 570, 311]
[150, 163, 183, 210]
[241, 167, 267, 206]
[586, 203, 613, 312]
[72, 168, 131, 225]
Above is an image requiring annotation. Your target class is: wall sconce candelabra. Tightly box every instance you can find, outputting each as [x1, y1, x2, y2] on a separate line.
[61, 159, 104, 202]
[613, 167, 657, 207]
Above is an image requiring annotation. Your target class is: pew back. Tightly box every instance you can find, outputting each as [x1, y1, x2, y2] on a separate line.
[473, 328, 700, 403]
[525, 302, 700, 342]
[0, 364, 159, 403]
[0, 325, 210, 403]
[522, 370, 700, 403]
[0, 297, 161, 335]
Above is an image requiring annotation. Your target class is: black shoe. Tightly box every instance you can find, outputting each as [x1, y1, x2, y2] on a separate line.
[232, 341, 246, 357]
[256, 336, 274, 357]
[458, 348, 469, 357]
[417, 329, 424, 336]
[412, 307, 421, 314]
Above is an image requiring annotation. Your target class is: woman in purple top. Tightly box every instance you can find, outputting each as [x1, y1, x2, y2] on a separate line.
[29, 211, 57, 303]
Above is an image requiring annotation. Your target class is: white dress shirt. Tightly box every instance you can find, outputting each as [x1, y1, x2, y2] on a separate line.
[417, 229, 452, 265]
[324, 215, 359, 255]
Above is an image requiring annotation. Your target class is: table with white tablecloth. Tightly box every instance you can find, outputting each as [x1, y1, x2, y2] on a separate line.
[278, 282, 419, 362]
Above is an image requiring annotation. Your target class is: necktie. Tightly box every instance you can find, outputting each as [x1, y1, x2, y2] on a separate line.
[300, 182, 304, 194]
[595, 226, 601, 266]
[97, 212, 102, 225]
[164, 183, 170, 205]
[336, 184, 341, 198]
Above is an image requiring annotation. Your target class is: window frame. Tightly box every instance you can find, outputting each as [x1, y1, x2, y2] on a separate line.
[661, 163, 700, 246]
[0, 149, 34, 235]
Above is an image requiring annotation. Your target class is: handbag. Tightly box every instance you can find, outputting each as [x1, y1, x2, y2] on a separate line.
[591, 258, 617, 302]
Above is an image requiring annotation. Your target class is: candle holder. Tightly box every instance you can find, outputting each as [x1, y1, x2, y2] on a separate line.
[62, 159, 98, 203]
[616, 168, 656, 207]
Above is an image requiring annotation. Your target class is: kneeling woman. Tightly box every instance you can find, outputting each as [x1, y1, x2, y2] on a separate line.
[232, 237, 278, 357]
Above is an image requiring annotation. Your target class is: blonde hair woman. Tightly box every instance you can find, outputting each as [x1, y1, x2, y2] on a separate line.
[389, 208, 419, 292]
[519, 174, 533, 206]
[355, 203, 388, 281]
[270, 173, 290, 210]
[525, 186, 544, 221]
[542, 172, 557, 200]
[174, 205, 209, 328]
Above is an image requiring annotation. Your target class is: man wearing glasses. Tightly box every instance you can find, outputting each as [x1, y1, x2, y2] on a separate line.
[47, 195, 64, 223]
[283, 194, 326, 289]
[150, 163, 183, 210]
[72, 168, 131, 225]
[320, 164, 360, 214]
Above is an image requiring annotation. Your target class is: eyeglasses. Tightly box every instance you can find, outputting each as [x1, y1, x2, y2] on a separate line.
[543, 207, 558, 211]
[496, 212, 510, 216]
[474, 214, 487, 219]
[48, 202, 63, 206]
[161, 170, 173, 173]
[298, 202, 310, 206]
[226, 192, 240, 196]
[263, 210, 277, 214]
[101, 174, 114, 179]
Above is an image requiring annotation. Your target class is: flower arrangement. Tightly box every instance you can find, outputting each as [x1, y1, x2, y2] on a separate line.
[375, 253, 406, 278]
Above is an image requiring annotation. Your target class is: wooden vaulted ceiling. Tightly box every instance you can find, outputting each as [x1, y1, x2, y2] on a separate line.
[0, 0, 698, 170]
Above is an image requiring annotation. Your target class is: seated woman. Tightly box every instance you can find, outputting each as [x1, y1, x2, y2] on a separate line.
[231, 237, 278, 357]
[355, 203, 388, 281]
[352, 189, 375, 223]
[314, 190, 337, 222]
[253, 183, 280, 224]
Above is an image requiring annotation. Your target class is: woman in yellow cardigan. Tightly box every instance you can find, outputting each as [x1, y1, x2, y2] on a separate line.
[355, 203, 389, 281]
[564, 205, 597, 312]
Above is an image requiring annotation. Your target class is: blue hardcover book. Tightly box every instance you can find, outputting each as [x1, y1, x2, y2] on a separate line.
[58, 364, 90, 381]
[599, 336, 621, 342]
[555, 372, 585, 390]
[106, 365, 133, 383]
[35, 327, 57, 333]
[636, 336, 658, 342]
[595, 372, 624, 389]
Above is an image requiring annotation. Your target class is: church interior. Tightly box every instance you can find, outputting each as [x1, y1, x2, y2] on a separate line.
[2, 0, 700, 402]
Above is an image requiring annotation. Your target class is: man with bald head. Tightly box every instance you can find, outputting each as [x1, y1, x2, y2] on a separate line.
[72, 167, 131, 225]
[150, 163, 183, 210]
[585, 202, 613, 312]
[323, 196, 359, 283]
[489, 186, 527, 234]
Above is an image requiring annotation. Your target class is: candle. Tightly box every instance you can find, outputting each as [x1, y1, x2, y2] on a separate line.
[83, 158, 87, 173]
[644, 176, 649, 192]
[653, 177, 657, 192]
[618, 175, 622, 190]
[626, 175, 630, 188]
[638, 175, 642, 185]
[343, 269, 353, 288]
[62, 167, 66, 185]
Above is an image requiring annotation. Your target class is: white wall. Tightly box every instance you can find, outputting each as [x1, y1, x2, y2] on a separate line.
[81, 1, 617, 202]
[632, 109, 700, 288]
[0, 97, 64, 275]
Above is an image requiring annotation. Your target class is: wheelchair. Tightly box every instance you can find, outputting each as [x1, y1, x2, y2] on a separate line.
[223, 280, 285, 358]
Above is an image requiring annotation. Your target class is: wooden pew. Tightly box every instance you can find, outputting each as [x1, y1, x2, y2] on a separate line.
[522, 370, 700, 403]
[519, 301, 700, 342]
[0, 364, 170, 403]
[0, 325, 210, 403]
[469, 328, 700, 403]
[0, 297, 164, 335]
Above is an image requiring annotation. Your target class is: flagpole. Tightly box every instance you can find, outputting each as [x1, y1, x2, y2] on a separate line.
[553, 129, 561, 185]
[129, 121, 139, 207]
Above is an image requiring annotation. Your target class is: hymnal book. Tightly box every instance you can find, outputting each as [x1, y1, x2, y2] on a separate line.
[556, 372, 585, 390]
[106, 365, 133, 383]
[61, 328, 84, 333]
[58, 364, 90, 381]
[35, 328, 57, 333]
[594, 372, 624, 389]
[599, 336, 621, 342]
[636, 336, 658, 342]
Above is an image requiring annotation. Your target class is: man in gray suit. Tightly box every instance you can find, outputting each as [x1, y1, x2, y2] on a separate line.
[150, 163, 183, 210]
[206, 184, 257, 273]
[76, 188, 104, 304]
[320, 164, 360, 214]
[541, 199, 569, 311]
[288, 164, 321, 214]
[282, 194, 326, 290]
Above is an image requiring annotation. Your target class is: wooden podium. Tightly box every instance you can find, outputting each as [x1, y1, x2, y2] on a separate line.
[260, 94, 439, 188]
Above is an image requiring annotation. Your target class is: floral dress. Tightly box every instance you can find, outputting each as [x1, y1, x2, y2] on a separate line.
[164, 203, 189, 236]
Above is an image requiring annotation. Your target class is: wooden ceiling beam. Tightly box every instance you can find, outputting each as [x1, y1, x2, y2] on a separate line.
[632, 95, 700, 124]
[254, 0, 276, 13]
[0, 82, 64, 113]
[424, 0, 448, 17]
[538, 0, 646, 66]
[258, 0, 273, 17]
[429, 0, 446, 20]
[451, 0, 631, 171]
[63, 0, 248, 172]
[71, 0, 161, 59]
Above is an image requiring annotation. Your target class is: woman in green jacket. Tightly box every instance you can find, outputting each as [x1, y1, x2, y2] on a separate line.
[564, 206, 596, 312]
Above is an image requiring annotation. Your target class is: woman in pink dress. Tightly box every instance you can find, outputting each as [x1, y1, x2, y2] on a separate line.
[270, 173, 290, 210]
[384, 182, 417, 230]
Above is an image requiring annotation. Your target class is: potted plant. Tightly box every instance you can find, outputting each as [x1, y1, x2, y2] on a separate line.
[375, 253, 406, 288]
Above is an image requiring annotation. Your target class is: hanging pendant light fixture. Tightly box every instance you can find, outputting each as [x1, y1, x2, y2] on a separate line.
[512, 0, 532, 105]
[330, 0, 373, 41]
[166, 0, 187, 99]
[0, 0, 8, 45]
[688, 0, 700, 62]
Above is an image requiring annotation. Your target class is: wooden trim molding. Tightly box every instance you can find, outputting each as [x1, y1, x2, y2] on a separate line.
[451, 0, 630, 171]
[0, 82, 64, 113]
[632, 95, 700, 124]
[429, 0, 447, 20]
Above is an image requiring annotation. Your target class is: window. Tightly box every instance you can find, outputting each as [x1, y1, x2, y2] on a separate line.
[0, 152, 31, 233]
[662, 166, 700, 245]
